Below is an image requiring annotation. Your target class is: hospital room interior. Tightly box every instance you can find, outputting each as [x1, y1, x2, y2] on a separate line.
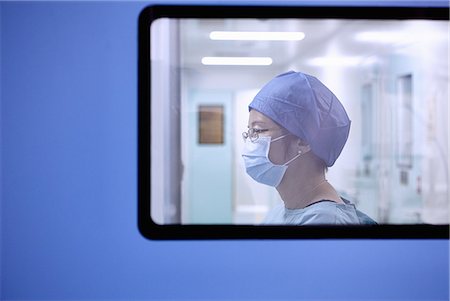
[150, 18, 449, 225]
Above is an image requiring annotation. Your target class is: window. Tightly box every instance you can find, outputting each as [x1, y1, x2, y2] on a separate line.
[138, 5, 449, 239]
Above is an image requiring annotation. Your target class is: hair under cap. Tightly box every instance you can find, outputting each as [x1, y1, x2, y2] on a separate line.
[249, 71, 351, 167]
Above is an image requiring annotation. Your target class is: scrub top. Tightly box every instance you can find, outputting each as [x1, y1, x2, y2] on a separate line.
[262, 198, 377, 225]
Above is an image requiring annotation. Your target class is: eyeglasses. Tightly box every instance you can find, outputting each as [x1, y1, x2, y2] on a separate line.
[242, 128, 267, 142]
[242, 128, 271, 142]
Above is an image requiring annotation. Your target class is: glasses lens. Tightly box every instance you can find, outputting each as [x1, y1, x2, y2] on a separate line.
[242, 131, 249, 141]
[249, 129, 258, 142]
[243, 128, 264, 142]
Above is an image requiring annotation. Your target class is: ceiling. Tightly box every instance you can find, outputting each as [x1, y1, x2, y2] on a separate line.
[178, 18, 448, 72]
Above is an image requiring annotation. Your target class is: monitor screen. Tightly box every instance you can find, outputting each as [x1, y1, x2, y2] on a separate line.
[138, 5, 449, 239]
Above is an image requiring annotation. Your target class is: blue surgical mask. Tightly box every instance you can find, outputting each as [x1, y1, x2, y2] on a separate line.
[242, 134, 301, 187]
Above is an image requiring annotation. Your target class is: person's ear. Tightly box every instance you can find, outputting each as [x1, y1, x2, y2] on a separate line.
[297, 139, 311, 155]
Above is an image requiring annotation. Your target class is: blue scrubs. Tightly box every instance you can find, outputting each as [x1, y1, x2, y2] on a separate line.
[263, 198, 377, 225]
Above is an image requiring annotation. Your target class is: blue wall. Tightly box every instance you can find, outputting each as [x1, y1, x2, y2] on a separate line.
[1, 2, 448, 300]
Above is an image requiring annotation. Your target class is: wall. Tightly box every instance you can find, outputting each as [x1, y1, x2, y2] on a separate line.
[151, 18, 182, 224]
[1, 1, 449, 300]
[185, 90, 233, 223]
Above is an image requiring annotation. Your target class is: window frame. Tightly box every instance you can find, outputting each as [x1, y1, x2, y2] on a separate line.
[138, 4, 449, 240]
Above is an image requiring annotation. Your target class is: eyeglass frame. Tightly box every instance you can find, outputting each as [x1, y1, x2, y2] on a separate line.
[242, 127, 283, 142]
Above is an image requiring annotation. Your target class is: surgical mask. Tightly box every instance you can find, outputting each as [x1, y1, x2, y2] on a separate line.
[242, 134, 302, 187]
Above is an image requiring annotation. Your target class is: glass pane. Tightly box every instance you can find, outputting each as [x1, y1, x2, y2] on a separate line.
[150, 17, 449, 225]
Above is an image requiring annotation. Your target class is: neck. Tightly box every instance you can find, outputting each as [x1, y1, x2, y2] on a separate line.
[276, 154, 341, 209]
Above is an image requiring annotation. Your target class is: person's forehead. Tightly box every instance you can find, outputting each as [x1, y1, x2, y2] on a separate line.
[248, 109, 277, 127]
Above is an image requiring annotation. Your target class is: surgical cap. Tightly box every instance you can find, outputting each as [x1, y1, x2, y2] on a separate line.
[249, 71, 351, 167]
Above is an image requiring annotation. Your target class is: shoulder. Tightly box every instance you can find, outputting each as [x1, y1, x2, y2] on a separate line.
[297, 201, 365, 225]
[262, 202, 339, 225]
[297, 203, 339, 225]
[262, 203, 285, 224]
[262, 199, 377, 225]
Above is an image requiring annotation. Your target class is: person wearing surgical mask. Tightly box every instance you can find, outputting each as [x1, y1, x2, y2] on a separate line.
[242, 71, 376, 225]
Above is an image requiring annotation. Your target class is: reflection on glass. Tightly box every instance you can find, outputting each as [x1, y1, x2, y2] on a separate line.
[151, 18, 449, 225]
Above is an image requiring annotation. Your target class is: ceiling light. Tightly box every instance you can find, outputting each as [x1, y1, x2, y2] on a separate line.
[209, 31, 305, 41]
[201, 57, 273, 66]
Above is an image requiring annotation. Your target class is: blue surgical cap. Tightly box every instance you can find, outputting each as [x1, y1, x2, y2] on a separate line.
[249, 71, 351, 167]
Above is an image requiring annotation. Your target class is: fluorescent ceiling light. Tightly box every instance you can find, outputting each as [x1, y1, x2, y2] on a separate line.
[201, 57, 273, 66]
[210, 31, 305, 41]
[308, 56, 362, 67]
